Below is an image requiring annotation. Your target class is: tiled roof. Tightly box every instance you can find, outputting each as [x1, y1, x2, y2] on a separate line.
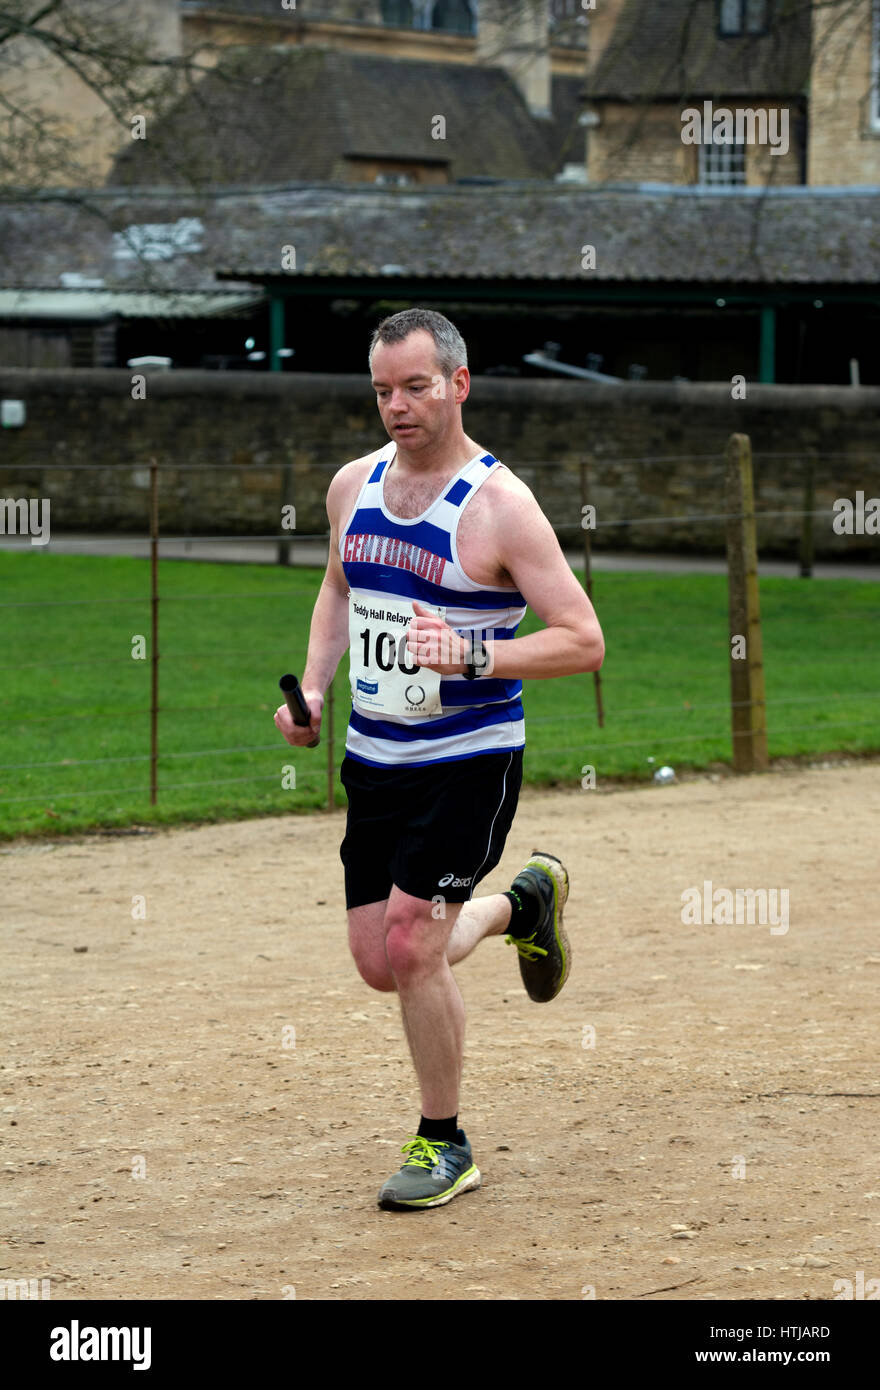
[1, 185, 878, 293]
[107, 45, 582, 186]
[588, 0, 811, 101]
[0, 288, 263, 319]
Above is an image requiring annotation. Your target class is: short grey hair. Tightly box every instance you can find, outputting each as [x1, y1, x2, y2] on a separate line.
[368, 308, 468, 380]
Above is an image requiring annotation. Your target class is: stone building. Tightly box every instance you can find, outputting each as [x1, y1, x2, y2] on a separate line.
[1, 2, 878, 378]
[0, 1, 587, 190]
[582, 0, 880, 189]
[1, 1, 878, 189]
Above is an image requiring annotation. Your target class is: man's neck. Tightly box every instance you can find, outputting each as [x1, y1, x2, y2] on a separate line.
[391, 432, 479, 478]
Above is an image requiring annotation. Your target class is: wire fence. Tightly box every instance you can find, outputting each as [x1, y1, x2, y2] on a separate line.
[0, 436, 877, 832]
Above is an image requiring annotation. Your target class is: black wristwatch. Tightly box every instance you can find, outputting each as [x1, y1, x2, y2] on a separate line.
[463, 640, 489, 680]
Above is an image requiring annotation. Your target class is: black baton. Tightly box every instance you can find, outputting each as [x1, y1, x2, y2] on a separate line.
[279, 673, 319, 748]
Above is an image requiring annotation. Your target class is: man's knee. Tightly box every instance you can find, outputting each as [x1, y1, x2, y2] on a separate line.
[348, 902, 396, 992]
[384, 903, 452, 983]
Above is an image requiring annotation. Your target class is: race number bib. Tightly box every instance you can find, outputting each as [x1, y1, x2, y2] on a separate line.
[348, 592, 446, 717]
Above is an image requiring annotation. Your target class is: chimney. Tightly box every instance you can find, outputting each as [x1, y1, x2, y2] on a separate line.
[476, 0, 551, 118]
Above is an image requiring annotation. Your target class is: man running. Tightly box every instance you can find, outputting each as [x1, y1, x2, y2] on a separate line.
[275, 308, 604, 1211]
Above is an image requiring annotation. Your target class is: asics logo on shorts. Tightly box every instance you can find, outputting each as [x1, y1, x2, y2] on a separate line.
[438, 872, 472, 888]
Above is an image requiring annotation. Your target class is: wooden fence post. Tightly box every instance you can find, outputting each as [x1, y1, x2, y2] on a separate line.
[725, 434, 768, 773]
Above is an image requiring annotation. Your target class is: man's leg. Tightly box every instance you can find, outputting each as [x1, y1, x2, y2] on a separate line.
[347, 898, 395, 992]
[347, 892, 512, 993]
[383, 885, 465, 1119]
[445, 892, 512, 965]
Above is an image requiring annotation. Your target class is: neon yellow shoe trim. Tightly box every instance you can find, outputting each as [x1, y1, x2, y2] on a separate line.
[391, 1164, 479, 1206]
[504, 931, 548, 962]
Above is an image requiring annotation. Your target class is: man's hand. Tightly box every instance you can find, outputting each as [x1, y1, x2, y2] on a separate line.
[407, 600, 487, 676]
[274, 689, 324, 746]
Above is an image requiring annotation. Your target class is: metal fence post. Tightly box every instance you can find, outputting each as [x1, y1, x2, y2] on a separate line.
[277, 449, 294, 567]
[799, 453, 815, 578]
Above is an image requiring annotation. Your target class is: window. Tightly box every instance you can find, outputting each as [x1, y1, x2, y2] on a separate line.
[381, 1, 414, 25]
[381, 0, 475, 34]
[719, 0, 770, 36]
[345, 155, 449, 185]
[550, 0, 589, 31]
[698, 139, 747, 185]
[429, 1, 475, 34]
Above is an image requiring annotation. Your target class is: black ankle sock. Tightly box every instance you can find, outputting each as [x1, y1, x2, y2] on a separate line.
[503, 885, 540, 938]
[417, 1114, 459, 1144]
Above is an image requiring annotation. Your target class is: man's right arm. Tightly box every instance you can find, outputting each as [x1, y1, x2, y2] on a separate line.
[274, 465, 354, 747]
[301, 467, 353, 697]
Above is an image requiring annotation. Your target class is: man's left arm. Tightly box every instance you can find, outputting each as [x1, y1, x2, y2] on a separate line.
[482, 482, 604, 680]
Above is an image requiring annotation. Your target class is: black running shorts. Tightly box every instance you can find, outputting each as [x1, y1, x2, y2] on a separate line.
[339, 747, 523, 909]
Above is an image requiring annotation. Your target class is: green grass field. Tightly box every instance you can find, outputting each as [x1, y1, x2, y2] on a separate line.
[1, 550, 877, 839]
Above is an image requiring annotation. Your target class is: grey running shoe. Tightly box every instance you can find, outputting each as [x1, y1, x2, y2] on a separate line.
[504, 849, 571, 1002]
[378, 1131, 481, 1210]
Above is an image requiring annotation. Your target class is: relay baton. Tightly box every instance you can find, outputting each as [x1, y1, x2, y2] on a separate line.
[279, 673, 319, 748]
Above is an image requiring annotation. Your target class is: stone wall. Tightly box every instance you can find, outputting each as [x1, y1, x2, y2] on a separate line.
[0, 369, 878, 557]
[808, 0, 880, 186]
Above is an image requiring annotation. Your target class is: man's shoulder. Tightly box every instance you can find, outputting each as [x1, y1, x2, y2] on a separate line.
[333, 444, 387, 487]
[479, 460, 537, 516]
[327, 445, 389, 522]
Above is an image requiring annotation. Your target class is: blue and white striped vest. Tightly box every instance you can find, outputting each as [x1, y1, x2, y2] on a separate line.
[339, 443, 527, 768]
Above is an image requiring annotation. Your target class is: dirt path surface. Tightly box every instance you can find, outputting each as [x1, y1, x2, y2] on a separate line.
[3, 764, 878, 1302]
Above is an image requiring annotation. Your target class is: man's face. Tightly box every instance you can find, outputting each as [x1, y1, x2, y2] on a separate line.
[371, 329, 469, 453]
